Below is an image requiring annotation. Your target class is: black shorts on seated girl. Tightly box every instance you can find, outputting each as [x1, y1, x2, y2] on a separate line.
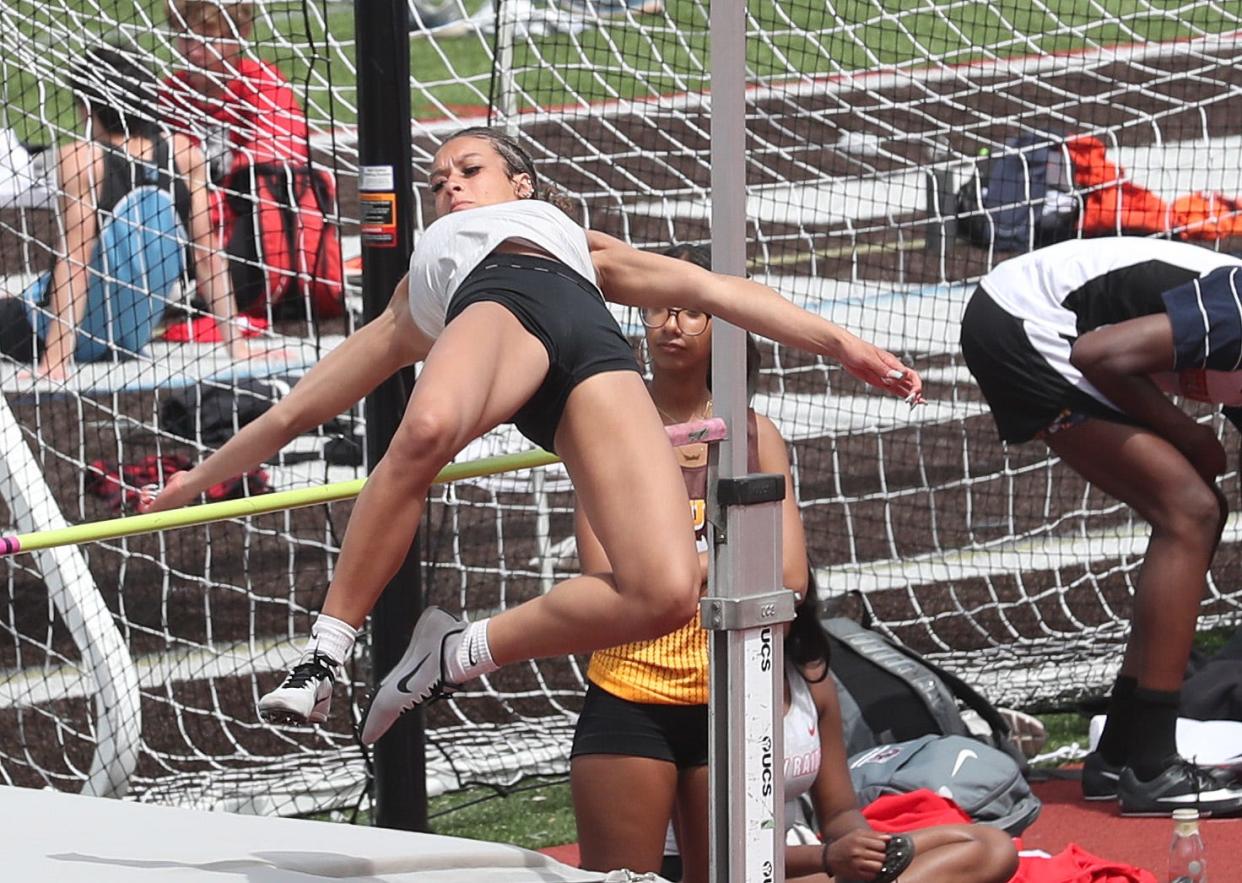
[406, 199, 638, 453]
[959, 237, 1242, 444]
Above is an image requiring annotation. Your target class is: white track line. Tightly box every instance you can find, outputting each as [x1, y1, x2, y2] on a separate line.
[818, 511, 1242, 596]
[0, 638, 300, 710]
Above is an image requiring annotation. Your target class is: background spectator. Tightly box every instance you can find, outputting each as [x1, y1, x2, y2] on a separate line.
[0, 46, 233, 379]
[161, 0, 343, 321]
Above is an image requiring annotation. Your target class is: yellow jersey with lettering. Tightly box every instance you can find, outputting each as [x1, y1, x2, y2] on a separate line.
[587, 411, 760, 704]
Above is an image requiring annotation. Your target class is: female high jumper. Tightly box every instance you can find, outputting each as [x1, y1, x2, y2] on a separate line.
[142, 127, 923, 745]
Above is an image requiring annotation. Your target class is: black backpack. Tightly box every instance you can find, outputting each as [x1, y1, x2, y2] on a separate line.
[1181, 624, 1242, 722]
[823, 617, 1027, 771]
[955, 132, 1079, 252]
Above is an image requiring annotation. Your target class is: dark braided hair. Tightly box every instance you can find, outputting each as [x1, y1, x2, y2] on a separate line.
[69, 46, 159, 138]
[442, 127, 577, 215]
[786, 568, 832, 683]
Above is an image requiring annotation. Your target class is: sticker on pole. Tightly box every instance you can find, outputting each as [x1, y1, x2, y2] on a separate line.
[359, 165, 395, 191]
[745, 625, 779, 882]
[360, 191, 398, 247]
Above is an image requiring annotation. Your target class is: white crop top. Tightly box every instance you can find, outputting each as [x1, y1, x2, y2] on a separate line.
[784, 661, 823, 817]
[406, 198, 597, 339]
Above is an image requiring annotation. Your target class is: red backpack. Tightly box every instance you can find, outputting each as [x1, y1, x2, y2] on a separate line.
[225, 163, 344, 319]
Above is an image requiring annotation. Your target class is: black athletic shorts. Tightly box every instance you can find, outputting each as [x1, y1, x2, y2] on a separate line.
[959, 285, 1134, 443]
[445, 254, 639, 452]
[0, 297, 36, 363]
[571, 682, 708, 770]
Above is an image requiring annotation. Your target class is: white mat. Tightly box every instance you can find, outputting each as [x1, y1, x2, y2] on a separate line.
[5, 785, 640, 882]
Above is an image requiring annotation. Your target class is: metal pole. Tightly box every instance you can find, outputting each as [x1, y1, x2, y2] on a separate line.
[494, 0, 519, 134]
[354, 0, 425, 832]
[707, 0, 791, 882]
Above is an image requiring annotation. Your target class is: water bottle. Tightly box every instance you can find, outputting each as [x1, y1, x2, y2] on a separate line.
[1169, 807, 1207, 882]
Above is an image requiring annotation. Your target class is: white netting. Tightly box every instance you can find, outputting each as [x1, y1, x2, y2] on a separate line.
[0, 0, 369, 815]
[1, 0, 1241, 820]
[470, 0, 1242, 713]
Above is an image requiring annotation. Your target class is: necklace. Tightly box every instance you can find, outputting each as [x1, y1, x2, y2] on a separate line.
[655, 398, 713, 425]
[656, 399, 713, 462]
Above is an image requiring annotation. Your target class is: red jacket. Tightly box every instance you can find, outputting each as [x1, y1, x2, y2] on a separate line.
[160, 58, 310, 170]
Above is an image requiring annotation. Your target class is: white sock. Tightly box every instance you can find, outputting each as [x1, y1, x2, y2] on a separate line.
[303, 614, 357, 666]
[446, 618, 499, 684]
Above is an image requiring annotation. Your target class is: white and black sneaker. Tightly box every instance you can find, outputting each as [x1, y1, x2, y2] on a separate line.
[360, 606, 465, 745]
[1081, 751, 1123, 801]
[258, 653, 336, 725]
[1118, 758, 1242, 816]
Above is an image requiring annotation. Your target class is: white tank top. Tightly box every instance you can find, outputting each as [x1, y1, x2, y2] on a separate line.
[784, 661, 822, 822]
[663, 663, 825, 856]
[406, 198, 597, 339]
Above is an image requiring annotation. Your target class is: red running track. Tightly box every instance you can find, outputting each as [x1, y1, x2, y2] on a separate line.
[539, 774, 1242, 879]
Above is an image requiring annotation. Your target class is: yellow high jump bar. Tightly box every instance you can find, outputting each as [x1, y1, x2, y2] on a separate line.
[0, 418, 726, 557]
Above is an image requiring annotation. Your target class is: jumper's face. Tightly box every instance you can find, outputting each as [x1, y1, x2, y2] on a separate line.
[429, 137, 533, 217]
[643, 306, 712, 376]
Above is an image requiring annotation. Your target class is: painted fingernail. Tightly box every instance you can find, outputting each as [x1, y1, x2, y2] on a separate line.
[887, 369, 905, 379]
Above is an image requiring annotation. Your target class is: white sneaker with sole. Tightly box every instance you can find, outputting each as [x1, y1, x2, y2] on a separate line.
[361, 606, 465, 744]
[258, 653, 336, 724]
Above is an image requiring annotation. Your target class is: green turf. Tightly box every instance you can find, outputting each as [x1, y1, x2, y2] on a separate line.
[1194, 624, 1238, 658]
[4, 0, 1237, 145]
[329, 776, 577, 850]
[428, 776, 578, 850]
[1032, 711, 1092, 767]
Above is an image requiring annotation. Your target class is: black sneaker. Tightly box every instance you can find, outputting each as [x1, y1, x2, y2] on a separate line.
[360, 606, 465, 745]
[1081, 751, 1123, 800]
[1118, 758, 1242, 817]
[258, 653, 336, 724]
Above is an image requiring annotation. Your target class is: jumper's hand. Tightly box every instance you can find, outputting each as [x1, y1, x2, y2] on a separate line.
[138, 471, 195, 514]
[837, 336, 924, 405]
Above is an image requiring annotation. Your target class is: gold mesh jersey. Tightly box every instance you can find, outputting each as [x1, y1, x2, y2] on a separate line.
[587, 411, 760, 704]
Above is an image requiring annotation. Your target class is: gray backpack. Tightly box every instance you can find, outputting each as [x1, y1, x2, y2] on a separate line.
[848, 735, 1041, 835]
[825, 617, 1027, 771]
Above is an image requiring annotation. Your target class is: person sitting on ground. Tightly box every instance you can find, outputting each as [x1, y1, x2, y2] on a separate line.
[959, 236, 1242, 816]
[570, 243, 808, 883]
[160, 0, 343, 321]
[0, 46, 233, 380]
[140, 126, 923, 746]
[777, 582, 1019, 883]
[614, 579, 1022, 883]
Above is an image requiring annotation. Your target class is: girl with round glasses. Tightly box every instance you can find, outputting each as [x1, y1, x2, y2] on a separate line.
[641, 306, 710, 336]
[572, 245, 802, 880]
